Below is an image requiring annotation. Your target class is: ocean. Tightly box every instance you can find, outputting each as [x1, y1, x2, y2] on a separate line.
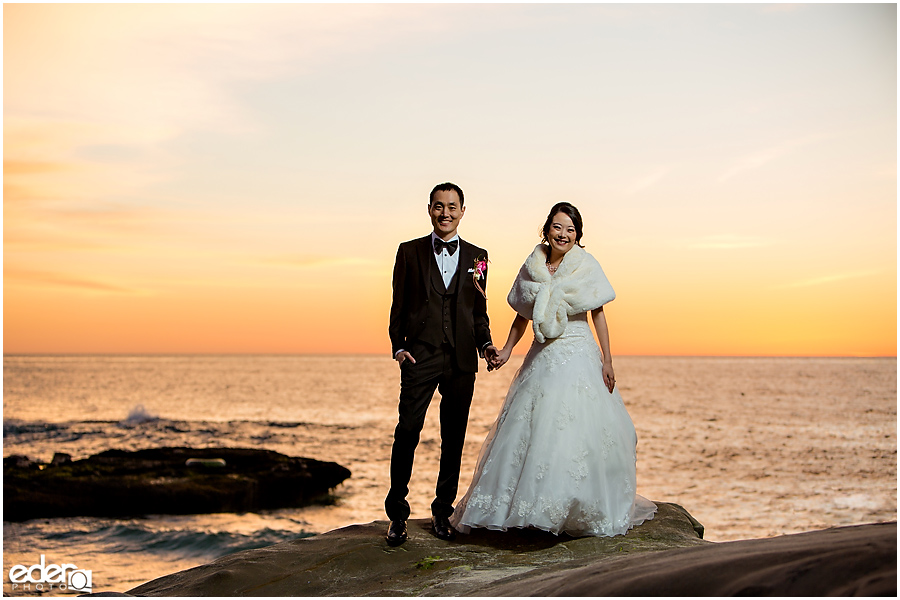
[3, 354, 896, 594]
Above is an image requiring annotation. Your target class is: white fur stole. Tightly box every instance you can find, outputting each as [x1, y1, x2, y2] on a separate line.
[507, 244, 615, 343]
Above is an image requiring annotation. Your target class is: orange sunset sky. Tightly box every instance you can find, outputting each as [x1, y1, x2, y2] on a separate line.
[4, 3, 897, 356]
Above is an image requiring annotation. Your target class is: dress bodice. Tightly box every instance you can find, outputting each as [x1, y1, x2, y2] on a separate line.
[541, 312, 592, 342]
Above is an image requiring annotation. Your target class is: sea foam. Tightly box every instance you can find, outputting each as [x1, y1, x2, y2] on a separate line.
[120, 404, 160, 426]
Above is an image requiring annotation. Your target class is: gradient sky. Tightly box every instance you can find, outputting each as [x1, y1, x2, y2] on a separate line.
[4, 3, 896, 356]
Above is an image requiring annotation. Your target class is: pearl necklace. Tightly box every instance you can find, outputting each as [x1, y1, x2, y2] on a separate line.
[546, 260, 558, 274]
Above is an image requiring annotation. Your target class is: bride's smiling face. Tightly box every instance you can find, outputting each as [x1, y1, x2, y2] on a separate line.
[548, 212, 577, 255]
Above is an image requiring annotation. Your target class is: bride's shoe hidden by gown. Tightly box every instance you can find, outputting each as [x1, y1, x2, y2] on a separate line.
[450, 313, 657, 537]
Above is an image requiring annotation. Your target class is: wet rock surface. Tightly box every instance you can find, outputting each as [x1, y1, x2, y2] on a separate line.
[128, 503, 704, 596]
[124, 503, 895, 597]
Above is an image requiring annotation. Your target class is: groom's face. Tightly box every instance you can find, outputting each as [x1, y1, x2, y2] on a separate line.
[429, 190, 465, 238]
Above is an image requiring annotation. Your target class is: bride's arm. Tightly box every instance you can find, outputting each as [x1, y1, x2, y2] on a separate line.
[591, 307, 616, 393]
[493, 314, 529, 369]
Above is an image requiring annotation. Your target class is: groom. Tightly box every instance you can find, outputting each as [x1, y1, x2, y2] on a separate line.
[385, 182, 497, 545]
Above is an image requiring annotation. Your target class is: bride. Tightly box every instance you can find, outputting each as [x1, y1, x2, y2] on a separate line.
[450, 202, 656, 537]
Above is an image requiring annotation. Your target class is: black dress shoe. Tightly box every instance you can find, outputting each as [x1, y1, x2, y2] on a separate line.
[432, 515, 456, 541]
[386, 520, 408, 546]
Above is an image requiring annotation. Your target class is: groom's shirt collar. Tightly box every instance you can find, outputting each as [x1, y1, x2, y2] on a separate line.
[430, 231, 460, 247]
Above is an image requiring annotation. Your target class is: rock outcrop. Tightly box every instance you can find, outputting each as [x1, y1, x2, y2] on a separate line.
[3, 447, 350, 521]
[124, 503, 895, 597]
[479, 521, 896, 596]
[128, 503, 701, 596]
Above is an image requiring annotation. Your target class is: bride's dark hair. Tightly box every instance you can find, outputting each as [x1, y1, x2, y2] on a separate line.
[540, 202, 584, 247]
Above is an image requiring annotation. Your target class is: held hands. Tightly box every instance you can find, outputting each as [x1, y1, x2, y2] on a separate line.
[602, 361, 615, 393]
[398, 346, 512, 371]
[483, 345, 500, 371]
[485, 345, 511, 371]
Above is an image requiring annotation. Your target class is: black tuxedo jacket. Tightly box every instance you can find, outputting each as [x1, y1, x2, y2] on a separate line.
[389, 235, 492, 373]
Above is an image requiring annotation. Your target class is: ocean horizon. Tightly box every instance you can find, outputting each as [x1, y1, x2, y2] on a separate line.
[5, 352, 896, 357]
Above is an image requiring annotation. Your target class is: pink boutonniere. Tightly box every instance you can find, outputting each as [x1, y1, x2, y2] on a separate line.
[473, 256, 489, 299]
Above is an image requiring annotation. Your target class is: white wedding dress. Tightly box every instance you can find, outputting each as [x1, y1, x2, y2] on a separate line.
[451, 312, 657, 537]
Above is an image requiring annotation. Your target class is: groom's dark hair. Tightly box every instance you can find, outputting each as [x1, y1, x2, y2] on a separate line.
[429, 182, 465, 206]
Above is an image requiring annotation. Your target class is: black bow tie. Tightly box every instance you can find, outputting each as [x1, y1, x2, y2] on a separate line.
[433, 238, 459, 256]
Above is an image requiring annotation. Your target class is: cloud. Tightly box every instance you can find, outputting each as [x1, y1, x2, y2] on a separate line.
[8, 199, 167, 232]
[4, 118, 171, 218]
[5, 269, 137, 293]
[4, 4, 455, 142]
[3, 160, 70, 176]
[761, 4, 805, 14]
[3, 4, 468, 249]
[776, 269, 883, 289]
[625, 167, 671, 195]
[3, 232, 110, 252]
[253, 255, 381, 269]
[4, 183, 42, 205]
[717, 133, 834, 182]
[4, 192, 173, 255]
[687, 234, 773, 250]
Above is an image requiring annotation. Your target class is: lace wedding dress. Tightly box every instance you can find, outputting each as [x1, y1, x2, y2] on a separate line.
[451, 312, 657, 537]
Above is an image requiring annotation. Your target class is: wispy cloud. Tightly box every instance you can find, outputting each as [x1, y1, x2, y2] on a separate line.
[4, 160, 71, 176]
[776, 269, 884, 289]
[5, 269, 137, 293]
[3, 232, 111, 252]
[761, 4, 805, 14]
[687, 234, 773, 250]
[718, 133, 834, 182]
[37, 205, 163, 230]
[252, 255, 381, 269]
[4, 4, 452, 143]
[625, 167, 671, 195]
[6, 200, 169, 249]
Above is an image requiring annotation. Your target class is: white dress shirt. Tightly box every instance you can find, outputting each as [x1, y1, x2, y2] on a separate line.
[431, 232, 460, 289]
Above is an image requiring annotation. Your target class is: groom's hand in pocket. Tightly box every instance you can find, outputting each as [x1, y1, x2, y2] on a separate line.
[395, 351, 416, 367]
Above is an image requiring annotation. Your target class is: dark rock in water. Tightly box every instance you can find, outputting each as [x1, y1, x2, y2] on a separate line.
[3, 447, 350, 521]
[4, 455, 36, 469]
[51, 452, 72, 465]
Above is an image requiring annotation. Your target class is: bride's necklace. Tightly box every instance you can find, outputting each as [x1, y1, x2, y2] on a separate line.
[546, 260, 559, 274]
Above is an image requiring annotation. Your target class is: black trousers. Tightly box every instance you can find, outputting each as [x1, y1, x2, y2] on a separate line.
[385, 341, 476, 521]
